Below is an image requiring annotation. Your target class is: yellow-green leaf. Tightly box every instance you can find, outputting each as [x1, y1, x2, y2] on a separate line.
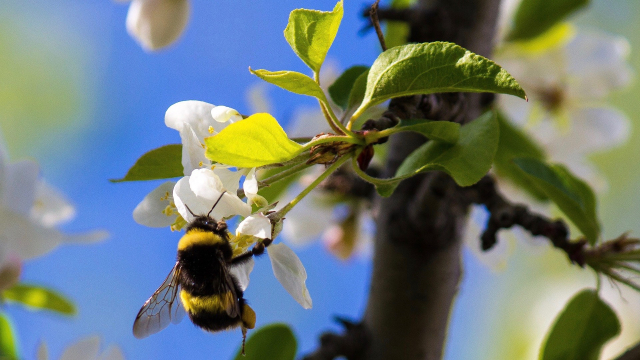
[250, 69, 327, 103]
[284, 1, 344, 73]
[0, 313, 17, 359]
[205, 113, 303, 168]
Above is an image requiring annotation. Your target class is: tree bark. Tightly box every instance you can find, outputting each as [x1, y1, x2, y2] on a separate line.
[362, 1, 502, 359]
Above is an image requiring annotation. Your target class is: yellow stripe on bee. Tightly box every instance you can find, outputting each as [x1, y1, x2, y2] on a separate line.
[180, 290, 235, 315]
[178, 229, 225, 251]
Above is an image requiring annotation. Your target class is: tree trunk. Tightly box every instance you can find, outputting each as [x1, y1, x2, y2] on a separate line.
[362, 1, 502, 359]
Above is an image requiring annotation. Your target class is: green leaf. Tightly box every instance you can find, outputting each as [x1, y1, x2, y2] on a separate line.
[111, 144, 183, 182]
[385, 0, 416, 48]
[354, 111, 499, 197]
[347, 69, 369, 112]
[0, 313, 18, 360]
[514, 158, 600, 244]
[352, 42, 527, 119]
[541, 289, 619, 360]
[4, 284, 76, 315]
[205, 113, 303, 168]
[234, 323, 297, 360]
[493, 112, 548, 200]
[507, 0, 589, 42]
[283, 1, 344, 73]
[250, 69, 328, 102]
[390, 119, 460, 144]
[328, 65, 369, 110]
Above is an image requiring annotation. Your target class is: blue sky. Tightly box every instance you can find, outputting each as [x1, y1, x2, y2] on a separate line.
[1, 0, 639, 359]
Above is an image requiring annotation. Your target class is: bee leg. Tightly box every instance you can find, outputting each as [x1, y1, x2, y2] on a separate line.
[241, 327, 246, 355]
[251, 238, 273, 256]
[240, 304, 256, 355]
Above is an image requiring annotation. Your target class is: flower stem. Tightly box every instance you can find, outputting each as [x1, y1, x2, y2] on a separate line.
[276, 153, 352, 219]
[261, 162, 313, 186]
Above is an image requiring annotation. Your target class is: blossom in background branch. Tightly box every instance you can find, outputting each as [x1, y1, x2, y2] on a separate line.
[496, 26, 633, 192]
[118, 0, 190, 51]
[0, 136, 108, 280]
[466, 26, 635, 271]
[37, 336, 124, 360]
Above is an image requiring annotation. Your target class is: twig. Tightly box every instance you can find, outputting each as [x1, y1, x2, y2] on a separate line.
[369, 0, 387, 51]
[465, 176, 587, 265]
[300, 317, 368, 360]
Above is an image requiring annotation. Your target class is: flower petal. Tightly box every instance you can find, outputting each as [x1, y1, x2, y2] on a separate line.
[174, 174, 251, 222]
[0, 208, 107, 260]
[133, 181, 178, 228]
[213, 167, 243, 196]
[125, 0, 189, 51]
[268, 243, 312, 309]
[100, 346, 125, 360]
[281, 189, 333, 245]
[165, 101, 236, 139]
[2, 160, 39, 216]
[237, 214, 271, 239]
[189, 168, 225, 199]
[30, 181, 75, 227]
[180, 124, 210, 175]
[211, 106, 242, 123]
[566, 30, 634, 101]
[60, 336, 100, 360]
[229, 257, 254, 292]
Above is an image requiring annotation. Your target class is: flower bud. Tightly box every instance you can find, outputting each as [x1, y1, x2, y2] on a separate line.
[126, 0, 189, 51]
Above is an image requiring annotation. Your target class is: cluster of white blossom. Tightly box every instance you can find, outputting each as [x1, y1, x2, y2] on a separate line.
[133, 101, 312, 308]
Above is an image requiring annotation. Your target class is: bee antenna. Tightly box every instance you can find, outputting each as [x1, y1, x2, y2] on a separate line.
[184, 204, 196, 217]
[207, 191, 227, 217]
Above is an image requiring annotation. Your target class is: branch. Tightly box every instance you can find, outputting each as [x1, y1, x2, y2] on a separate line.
[464, 176, 587, 265]
[615, 341, 640, 360]
[300, 318, 368, 360]
[361, 0, 503, 358]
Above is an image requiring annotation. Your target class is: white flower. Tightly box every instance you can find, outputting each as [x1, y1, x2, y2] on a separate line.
[37, 336, 124, 360]
[232, 213, 313, 309]
[0, 137, 107, 271]
[133, 102, 254, 228]
[173, 168, 251, 222]
[236, 213, 272, 240]
[123, 0, 190, 51]
[165, 101, 241, 175]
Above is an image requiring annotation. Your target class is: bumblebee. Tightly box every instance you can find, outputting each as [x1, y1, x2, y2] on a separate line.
[133, 194, 271, 349]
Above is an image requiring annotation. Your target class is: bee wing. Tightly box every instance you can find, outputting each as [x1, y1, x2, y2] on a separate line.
[133, 262, 186, 339]
[222, 267, 241, 318]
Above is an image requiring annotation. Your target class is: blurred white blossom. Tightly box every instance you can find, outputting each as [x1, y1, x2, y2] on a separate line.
[496, 27, 633, 193]
[0, 136, 107, 276]
[37, 337, 124, 360]
[467, 27, 634, 271]
[120, 0, 190, 51]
